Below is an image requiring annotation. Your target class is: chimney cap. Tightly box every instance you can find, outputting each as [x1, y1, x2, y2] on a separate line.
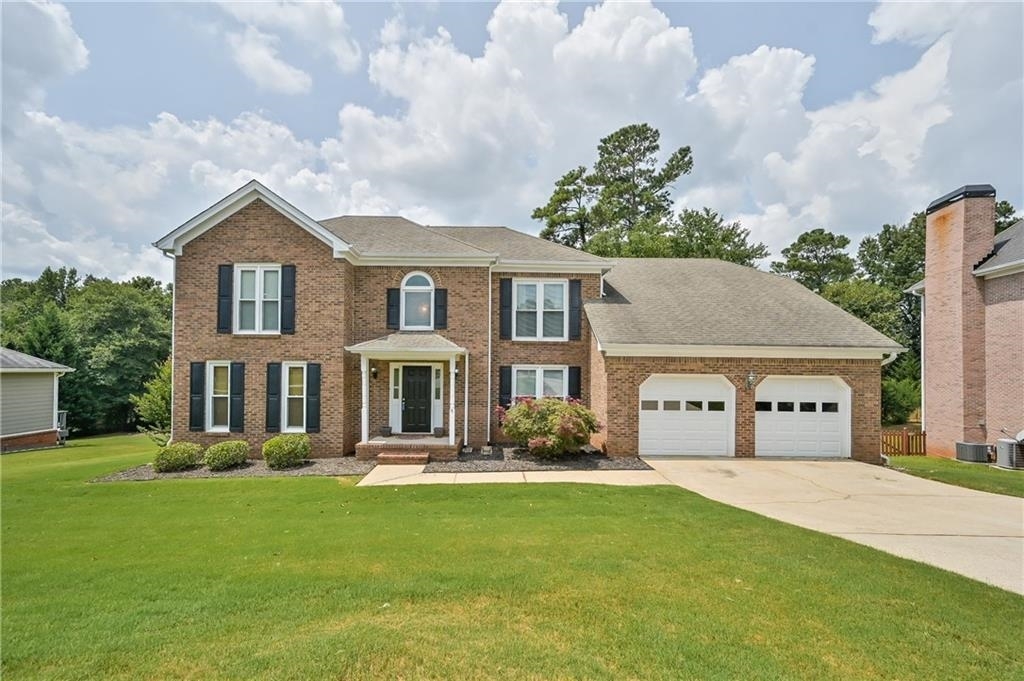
[926, 184, 996, 214]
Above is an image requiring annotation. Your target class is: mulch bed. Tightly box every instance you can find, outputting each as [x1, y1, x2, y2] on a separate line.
[424, 448, 651, 473]
[93, 458, 375, 482]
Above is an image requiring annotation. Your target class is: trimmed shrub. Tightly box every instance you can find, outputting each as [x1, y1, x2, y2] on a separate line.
[203, 440, 250, 471]
[262, 434, 310, 470]
[153, 442, 203, 472]
[500, 398, 600, 458]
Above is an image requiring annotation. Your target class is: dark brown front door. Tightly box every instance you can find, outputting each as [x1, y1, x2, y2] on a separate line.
[402, 366, 432, 433]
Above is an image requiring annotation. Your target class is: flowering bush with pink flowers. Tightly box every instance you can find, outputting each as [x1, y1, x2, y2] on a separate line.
[498, 397, 600, 458]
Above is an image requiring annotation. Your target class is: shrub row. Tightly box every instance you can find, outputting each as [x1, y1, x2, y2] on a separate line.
[151, 434, 311, 472]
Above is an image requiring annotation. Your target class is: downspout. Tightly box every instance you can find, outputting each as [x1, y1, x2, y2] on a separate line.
[486, 259, 494, 443]
[463, 352, 469, 448]
[162, 249, 176, 443]
[881, 352, 898, 367]
[909, 287, 925, 431]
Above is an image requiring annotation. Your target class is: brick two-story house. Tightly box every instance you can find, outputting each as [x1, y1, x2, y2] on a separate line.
[156, 181, 902, 463]
[908, 185, 1024, 457]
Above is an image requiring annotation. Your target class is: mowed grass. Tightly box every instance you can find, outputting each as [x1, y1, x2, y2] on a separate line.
[890, 455, 1024, 498]
[3, 436, 1022, 680]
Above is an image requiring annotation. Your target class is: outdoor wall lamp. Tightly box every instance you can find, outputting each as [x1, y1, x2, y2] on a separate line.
[746, 371, 757, 389]
[370, 366, 378, 379]
[454, 367, 460, 377]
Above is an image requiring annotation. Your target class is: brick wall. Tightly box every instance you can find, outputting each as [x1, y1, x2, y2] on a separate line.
[600, 355, 882, 464]
[0, 429, 59, 452]
[984, 273, 1024, 442]
[588, 330, 609, 450]
[923, 195, 995, 457]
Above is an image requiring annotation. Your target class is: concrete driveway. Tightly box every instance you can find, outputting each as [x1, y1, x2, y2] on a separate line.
[646, 458, 1024, 595]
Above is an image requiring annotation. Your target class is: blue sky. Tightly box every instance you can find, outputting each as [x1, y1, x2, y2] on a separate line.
[2, 1, 1021, 281]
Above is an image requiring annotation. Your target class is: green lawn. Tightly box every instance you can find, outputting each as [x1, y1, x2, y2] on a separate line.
[3, 435, 1022, 680]
[889, 455, 1024, 498]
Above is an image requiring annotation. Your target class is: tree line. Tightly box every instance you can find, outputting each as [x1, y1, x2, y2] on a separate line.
[1, 268, 171, 434]
[533, 123, 1019, 424]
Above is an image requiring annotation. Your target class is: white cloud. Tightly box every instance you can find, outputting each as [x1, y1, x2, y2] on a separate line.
[868, 1, 970, 46]
[226, 26, 312, 94]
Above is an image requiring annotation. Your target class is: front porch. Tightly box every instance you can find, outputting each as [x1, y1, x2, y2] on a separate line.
[354, 433, 463, 462]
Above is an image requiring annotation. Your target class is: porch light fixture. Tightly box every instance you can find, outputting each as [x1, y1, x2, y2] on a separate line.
[746, 371, 756, 389]
[454, 367, 460, 377]
[370, 366, 378, 379]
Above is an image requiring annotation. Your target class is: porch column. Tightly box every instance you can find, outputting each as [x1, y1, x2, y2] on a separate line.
[360, 355, 369, 443]
[448, 354, 457, 445]
[463, 353, 470, 446]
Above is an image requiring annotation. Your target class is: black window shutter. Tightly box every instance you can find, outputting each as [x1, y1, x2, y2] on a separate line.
[266, 362, 282, 432]
[499, 278, 512, 339]
[189, 362, 205, 431]
[569, 279, 582, 341]
[434, 289, 448, 329]
[217, 265, 233, 334]
[306, 363, 321, 433]
[229, 362, 245, 432]
[498, 366, 512, 408]
[568, 366, 582, 400]
[386, 288, 400, 329]
[281, 265, 296, 335]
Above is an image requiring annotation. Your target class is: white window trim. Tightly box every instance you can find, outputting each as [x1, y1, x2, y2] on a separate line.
[282, 361, 307, 433]
[512, 365, 569, 400]
[206, 361, 231, 433]
[234, 263, 281, 335]
[512, 279, 568, 342]
[399, 271, 435, 331]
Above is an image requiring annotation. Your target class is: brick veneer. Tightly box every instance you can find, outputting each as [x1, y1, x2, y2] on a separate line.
[983, 273, 1024, 441]
[599, 355, 883, 464]
[0, 429, 59, 452]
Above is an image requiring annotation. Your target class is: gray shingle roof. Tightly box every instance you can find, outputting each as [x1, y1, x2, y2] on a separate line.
[427, 226, 608, 264]
[0, 347, 73, 372]
[585, 259, 903, 349]
[345, 332, 466, 354]
[975, 219, 1023, 273]
[319, 216, 490, 257]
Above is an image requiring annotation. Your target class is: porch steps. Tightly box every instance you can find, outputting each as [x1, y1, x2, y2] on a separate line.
[375, 451, 430, 465]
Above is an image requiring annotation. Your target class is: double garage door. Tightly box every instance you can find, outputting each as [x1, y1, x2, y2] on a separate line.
[638, 374, 849, 458]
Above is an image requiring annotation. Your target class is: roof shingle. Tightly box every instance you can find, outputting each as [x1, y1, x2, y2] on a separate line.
[0, 347, 74, 372]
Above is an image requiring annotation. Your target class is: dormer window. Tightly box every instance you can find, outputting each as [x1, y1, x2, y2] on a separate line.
[401, 272, 434, 330]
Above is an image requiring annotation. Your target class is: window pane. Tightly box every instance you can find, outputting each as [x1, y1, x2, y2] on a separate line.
[212, 365, 229, 395]
[685, 401, 703, 411]
[287, 397, 304, 428]
[542, 369, 563, 396]
[543, 283, 564, 310]
[663, 400, 681, 411]
[777, 402, 794, 412]
[516, 284, 536, 311]
[240, 270, 256, 299]
[516, 311, 537, 337]
[238, 301, 256, 330]
[405, 274, 430, 287]
[542, 311, 564, 338]
[262, 269, 279, 300]
[404, 291, 431, 327]
[822, 402, 839, 413]
[288, 366, 304, 396]
[262, 301, 279, 331]
[515, 370, 536, 397]
[755, 401, 772, 412]
[641, 400, 659, 411]
[708, 401, 726, 412]
[800, 402, 817, 412]
[212, 396, 229, 427]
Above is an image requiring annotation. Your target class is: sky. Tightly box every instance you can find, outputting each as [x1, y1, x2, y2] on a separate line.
[2, 1, 1022, 283]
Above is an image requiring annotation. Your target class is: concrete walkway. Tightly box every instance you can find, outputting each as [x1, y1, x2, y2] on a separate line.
[356, 464, 666, 487]
[646, 458, 1024, 595]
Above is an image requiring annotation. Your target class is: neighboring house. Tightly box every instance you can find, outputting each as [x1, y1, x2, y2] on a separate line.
[155, 180, 901, 463]
[908, 185, 1024, 458]
[0, 348, 74, 452]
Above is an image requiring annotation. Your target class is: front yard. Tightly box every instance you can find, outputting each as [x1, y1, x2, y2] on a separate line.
[889, 455, 1024, 498]
[2, 435, 1022, 680]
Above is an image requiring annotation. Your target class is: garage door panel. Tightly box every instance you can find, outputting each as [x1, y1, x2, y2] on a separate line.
[639, 376, 734, 457]
[755, 377, 849, 458]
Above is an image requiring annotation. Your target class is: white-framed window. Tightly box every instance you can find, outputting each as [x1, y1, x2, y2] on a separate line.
[513, 280, 567, 341]
[282, 362, 306, 432]
[513, 365, 568, 400]
[206, 361, 231, 432]
[400, 271, 434, 330]
[235, 264, 281, 334]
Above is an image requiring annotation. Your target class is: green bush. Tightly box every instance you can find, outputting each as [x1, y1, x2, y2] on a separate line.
[882, 377, 920, 425]
[499, 398, 600, 458]
[262, 434, 310, 469]
[153, 442, 203, 472]
[203, 440, 250, 471]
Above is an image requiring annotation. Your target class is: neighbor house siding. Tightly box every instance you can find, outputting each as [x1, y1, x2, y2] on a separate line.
[0, 373, 55, 436]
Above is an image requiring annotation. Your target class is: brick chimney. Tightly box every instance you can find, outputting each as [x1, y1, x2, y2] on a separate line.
[923, 184, 996, 457]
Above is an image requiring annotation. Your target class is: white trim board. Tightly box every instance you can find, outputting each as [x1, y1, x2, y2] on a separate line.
[599, 343, 904, 360]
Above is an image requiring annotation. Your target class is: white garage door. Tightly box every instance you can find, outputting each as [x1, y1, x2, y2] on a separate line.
[639, 375, 734, 457]
[755, 377, 850, 458]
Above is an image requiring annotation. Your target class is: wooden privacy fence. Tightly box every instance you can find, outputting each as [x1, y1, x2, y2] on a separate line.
[882, 429, 927, 456]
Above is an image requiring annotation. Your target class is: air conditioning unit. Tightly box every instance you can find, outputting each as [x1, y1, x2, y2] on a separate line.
[995, 439, 1024, 469]
[955, 442, 990, 463]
